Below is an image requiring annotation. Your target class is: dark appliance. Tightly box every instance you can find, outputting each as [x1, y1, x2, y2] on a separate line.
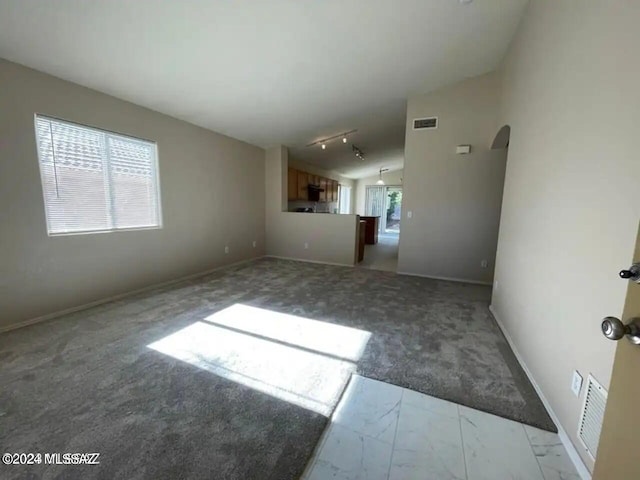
[307, 184, 324, 202]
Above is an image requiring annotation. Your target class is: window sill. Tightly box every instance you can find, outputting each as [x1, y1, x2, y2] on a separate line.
[47, 225, 163, 237]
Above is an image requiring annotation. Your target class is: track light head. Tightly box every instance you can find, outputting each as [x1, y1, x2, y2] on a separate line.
[351, 144, 364, 160]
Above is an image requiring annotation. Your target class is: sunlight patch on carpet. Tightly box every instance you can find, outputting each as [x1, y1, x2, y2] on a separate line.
[148, 304, 371, 416]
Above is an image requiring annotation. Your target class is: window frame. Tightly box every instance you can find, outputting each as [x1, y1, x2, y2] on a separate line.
[34, 114, 163, 237]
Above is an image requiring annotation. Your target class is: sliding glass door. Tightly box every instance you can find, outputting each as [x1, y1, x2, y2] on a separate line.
[365, 185, 402, 235]
[384, 187, 402, 235]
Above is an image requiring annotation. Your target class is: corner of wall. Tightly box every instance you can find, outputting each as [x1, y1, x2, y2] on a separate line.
[489, 305, 592, 480]
[398, 71, 506, 284]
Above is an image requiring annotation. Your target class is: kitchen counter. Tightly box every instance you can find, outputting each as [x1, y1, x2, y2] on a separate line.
[360, 216, 379, 244]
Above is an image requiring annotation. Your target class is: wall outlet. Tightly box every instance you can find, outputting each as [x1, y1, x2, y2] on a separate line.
[224, 246, 229, 254]
[252, 240, 257, 248]
[304, 242, 309, 250]
[571, 370, 583, 397]
[407, 211, 413, 219]
[481, 259, 488, 268]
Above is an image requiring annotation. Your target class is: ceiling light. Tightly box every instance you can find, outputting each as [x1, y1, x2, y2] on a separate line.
[305, 130, 358, 149]
[352, 144, 364, 160]
[377, 168, 386, 185]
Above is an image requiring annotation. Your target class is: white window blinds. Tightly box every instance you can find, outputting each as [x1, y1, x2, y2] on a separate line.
[339, 185, 351, 214]
[34, 115, 162, 235]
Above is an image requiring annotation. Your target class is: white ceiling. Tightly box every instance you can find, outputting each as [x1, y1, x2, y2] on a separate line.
[0, 0, 527, 178]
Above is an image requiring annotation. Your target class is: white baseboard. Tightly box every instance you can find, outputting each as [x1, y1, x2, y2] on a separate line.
[488, 305, 592, 480]
[0, 256, 263, 335]
[265, 255, 354, 268]
[397, 270, 493, 286]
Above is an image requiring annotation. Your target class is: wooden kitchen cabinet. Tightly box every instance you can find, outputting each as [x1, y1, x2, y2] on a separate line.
[287, 168, 298, 201]
[297, 171, 309, 200]
[319, 178, 327, 202]
[285, 167, 340, 204]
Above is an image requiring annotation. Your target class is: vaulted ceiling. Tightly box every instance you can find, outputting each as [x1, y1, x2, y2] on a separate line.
[0, 0, 528, 178]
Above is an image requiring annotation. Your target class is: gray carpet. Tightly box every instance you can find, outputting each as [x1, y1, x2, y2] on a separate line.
[0, 257, 554, 479]
[359, 235, 399, 272]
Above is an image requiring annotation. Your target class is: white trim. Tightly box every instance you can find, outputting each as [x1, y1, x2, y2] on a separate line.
[489, 305, 592, 480]
[397, 270, 492, 286]
[265, 255, 354, 268]
[0, 257, 262, 335]
[48, 225, 162, 237]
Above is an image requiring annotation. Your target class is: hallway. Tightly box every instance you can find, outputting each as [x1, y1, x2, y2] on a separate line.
[359, 235, 399, 272]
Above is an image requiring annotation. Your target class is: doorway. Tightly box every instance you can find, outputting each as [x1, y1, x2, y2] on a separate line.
[365, 185, 403, 236]
[362, 185, 402, 272]
[383, 186, 402, 235]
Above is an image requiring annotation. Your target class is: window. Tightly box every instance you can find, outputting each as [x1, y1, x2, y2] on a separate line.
[338, 185, 351, 214]
[34, 115, 162, 235]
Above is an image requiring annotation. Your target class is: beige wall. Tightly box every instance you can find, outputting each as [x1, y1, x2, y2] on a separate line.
[492, 1, 640, 472]
[0, 59, 265, 330]
[265, 146, 358, 266]
[398, 71, 507, 284]
[354, 169, 404, 216]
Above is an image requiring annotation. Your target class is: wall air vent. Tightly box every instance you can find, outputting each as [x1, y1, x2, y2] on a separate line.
[413, 117, 438, 130]
[578, 374, 608, 461]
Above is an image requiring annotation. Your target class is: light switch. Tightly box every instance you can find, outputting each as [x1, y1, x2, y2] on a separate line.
[571, 371, 583, 397]
[407, 211, 413, 219]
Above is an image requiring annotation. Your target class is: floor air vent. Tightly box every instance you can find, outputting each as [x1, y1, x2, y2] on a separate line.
[413, 117, 438, 130]
[578, 374, 607, 460]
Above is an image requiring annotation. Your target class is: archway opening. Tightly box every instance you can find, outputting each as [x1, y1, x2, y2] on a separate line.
[491, 125, 511, 149]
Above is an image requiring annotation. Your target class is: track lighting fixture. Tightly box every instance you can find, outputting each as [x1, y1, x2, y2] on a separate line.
[351, 145, 364, 160]
[306, 129, 358, 150]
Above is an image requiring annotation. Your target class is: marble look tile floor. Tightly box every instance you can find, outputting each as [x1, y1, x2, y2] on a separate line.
[303, 375, 580, 480]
